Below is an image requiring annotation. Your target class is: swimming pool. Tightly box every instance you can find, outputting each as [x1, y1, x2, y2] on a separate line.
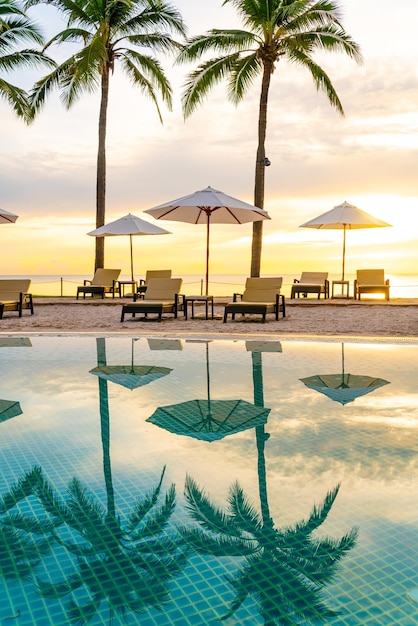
[0, 335, 417, 625]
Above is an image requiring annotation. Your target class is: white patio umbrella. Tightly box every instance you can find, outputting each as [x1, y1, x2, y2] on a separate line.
[144, 186, 270, 295]
[299, 201, 391, 280]
[0, 208, 18, 224]
[87, 213, 171, 281]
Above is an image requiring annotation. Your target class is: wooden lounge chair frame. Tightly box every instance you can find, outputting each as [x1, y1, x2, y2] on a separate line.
[76, 269, 121, 299]
[223, 277, 286, 323]
[0, 279, 34, 319]
[121, 278, 184, 322]
[137, 269, 172, 295]
[354, 269, 390, 300]
[291, 272, 329, 299]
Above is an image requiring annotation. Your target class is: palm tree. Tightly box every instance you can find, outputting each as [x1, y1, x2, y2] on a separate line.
[0, 0, 55, 121]
[31, 337, 188, 624]
[180, 476, 357, 624]
[177, 0, 363, 277]
[179, 344, 358, 624]
[34, 467, 187, 624]
[25, 0, 186, 271]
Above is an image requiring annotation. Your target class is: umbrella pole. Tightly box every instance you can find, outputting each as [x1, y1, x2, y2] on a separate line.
[342, 225, 346, 281]
[129, 234, 134, 281]
[205, 213, 210, 296]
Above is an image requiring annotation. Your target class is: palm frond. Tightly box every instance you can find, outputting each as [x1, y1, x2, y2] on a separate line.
[36, 570, 85, 599]
[1, 511, 59, 534]
[123, 1, 186, 39]
[132, 534, 182, 556]
[177, 29, 255, 63]
[0, 76, 29, 118]
[228, 51, 259, 102]
[129, 483, 176, 540]
[126, 466, 166, 532]
[0, 466, 43, 513]
[184, 475, 244, 538]
[177, 525, 254, 556]
[291, 484, 341, 537]
[122, 31, 181, 53]
[67, 595, 100, 625]
[65, 478, 107, 534]
[228, 481, 263, 536]
[121, 48, 172, 106]
[181, 53, 239, 118]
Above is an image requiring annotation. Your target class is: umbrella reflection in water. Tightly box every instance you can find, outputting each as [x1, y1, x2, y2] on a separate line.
[147, 340, 270, 441]
[300, 343, 390, 405]
[0, 399, 22, 423]
[0, 338, 32, 423]
[90, 338, 172, 390]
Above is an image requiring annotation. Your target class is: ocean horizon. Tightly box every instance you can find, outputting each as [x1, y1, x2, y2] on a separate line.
[1, 272, 418, 299]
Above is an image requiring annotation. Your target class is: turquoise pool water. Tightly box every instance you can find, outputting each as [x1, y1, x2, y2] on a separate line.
[0, 335, 417, 625]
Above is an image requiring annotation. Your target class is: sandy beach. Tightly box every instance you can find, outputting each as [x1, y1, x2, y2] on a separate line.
[0, 297, 417, 338]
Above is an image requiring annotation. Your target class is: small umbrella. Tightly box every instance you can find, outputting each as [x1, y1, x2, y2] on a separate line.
[87, 213, 171, 281]
[146, 341, 270, 441]
[144, 186, 270, 295]
[0, 399, 22, 423]
[0, 208, 18, 224]
[299, 201, 391, 280]
[300, 343, 390, 405]
[90, 338, 172, 390]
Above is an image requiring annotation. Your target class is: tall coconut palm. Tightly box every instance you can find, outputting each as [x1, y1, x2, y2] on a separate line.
[177, 0, 362, 277]
[179, 345, 358, 624]
[180, 476, 357, 624]
[25, 0, 186, 271]
[0, 0, 55, 121]
[31, 338, 187, 624]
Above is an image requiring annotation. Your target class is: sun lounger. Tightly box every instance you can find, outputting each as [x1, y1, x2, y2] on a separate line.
[291, 272, 329, 299]
[354, 269, 390, 300]
[0, 279, 34, 319]
[76, 269, 121, 299]
[137, 269, 172, 295]
[223, 277, 285, 323]
[121, 278, 183, 322]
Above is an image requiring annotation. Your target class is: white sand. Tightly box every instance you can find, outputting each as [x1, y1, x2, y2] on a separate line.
[1, 298, 417, 338]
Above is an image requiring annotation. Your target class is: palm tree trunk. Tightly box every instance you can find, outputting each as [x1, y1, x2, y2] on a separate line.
[95, 70, 109, 271]
[251, 351, 272, 527]
[96, 338, 116, 519]
[251, 63, 272, 277]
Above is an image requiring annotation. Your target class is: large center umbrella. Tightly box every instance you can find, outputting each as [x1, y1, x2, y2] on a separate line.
[299, 201, 391, 280]
[144, 186, 271, 295]
[146, 341, 270, 441]
[87, 213, 171, 281]
[90, 338, 172, 390]
[0, 208, 18, 224]
[300, 343, 390, 405]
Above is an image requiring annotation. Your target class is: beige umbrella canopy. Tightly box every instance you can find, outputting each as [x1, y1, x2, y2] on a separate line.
[0, 208, 18, 224]
[300, 201, 391, 280]
[145, 186, 270, 295]
[88, 213, 171, 281]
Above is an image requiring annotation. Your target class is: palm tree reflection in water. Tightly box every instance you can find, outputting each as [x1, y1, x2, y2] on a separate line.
[33, 338, 187, 624]
[180, 343, 358, 624]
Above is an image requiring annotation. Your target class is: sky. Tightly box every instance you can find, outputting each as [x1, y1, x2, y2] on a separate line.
[1, 0, 417, 282]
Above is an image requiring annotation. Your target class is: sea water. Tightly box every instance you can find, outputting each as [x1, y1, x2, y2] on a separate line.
[1, 273, 418, 298]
